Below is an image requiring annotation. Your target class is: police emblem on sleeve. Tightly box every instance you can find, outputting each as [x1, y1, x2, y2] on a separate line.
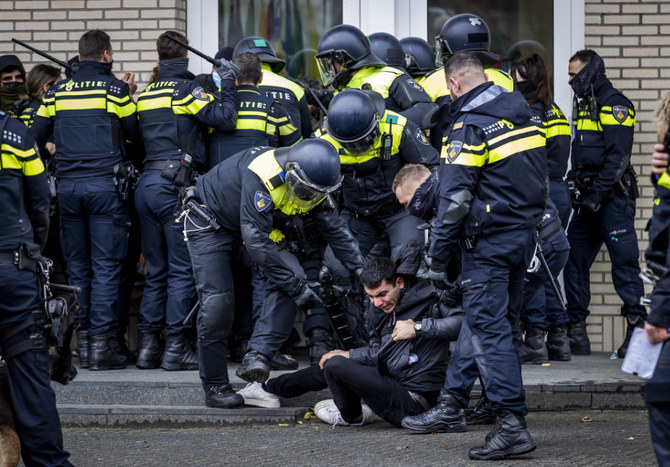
[612, 105, 628, 124]
[191, 87, 209, 101]
[415, 128, 429, 145]
[407, 79, 424, 91]
[446, 141, 463, 163]
[254, 190, 272, 212]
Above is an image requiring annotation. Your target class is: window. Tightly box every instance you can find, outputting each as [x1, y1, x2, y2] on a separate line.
[219, 0, 343, 78]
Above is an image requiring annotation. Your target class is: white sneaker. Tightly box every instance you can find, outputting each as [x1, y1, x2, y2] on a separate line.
[237, 382, 280, 408]
[313, 399, 374, 426]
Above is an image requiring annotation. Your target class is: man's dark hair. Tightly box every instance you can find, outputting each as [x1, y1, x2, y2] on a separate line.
[360, 256, 398, 289]
[569, 49, 597, 65]
[157, 31, 188, 60]
[444, 51, 483, 80]
[233, 52, 262, 84]
[79, 30, 112, 61]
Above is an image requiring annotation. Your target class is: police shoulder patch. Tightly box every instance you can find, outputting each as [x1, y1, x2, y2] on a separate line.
[446, 141, 463, 163]
[191, 87, 209, 101]
[415, 128, 429, 145]
[612, 105, 629, 124]
[326, 194, 336, 209]
[254, 190, 272, 212]
[407, 79, 423, 91]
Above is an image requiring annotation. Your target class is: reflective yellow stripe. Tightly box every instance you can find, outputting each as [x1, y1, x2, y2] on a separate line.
[236, 119, 267, 131]
[1, 144, 44, 176]
[240, 111, 270, 118]
[545, 120, 570, 138]
[577, 117, 601, 132]
[174, 97, 211, 116]
[278, 123, 298, 136]
[261, 64, 306, 100]
[600, 111, 635, 127]
[658, 172, 670, 190]
[488, 134, 545, 164]
[488, 126, 538, 147]
[108, 99, 136, 118]
[137, 95, 172, 111]
[55, 97, 106, 110]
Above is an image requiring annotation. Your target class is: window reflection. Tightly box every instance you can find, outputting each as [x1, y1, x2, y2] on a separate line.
[219, 0, 343, 78]
[427, 1, 554, 79]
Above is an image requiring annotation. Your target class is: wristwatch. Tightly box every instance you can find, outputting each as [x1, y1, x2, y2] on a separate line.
[413, 322, 422, 337]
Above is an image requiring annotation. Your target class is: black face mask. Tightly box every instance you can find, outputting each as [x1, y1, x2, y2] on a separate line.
[406, 174, 436, 221]
[0, 83, 27, 112]
[516, 80, 534, 95]
[101, 61, 114, 76]
[160, 57, 189, 70]
[570, 54, 605, 98]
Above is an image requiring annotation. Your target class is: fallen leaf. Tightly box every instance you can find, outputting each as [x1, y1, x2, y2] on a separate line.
[541, 363, 551, 367]
[297, 420, 303, 425]
[304, 412, 314, 419]
[396, 446, 408, 450]
[627, 437, 634, 440]
[581, 416, 593, 422]
[278, 423, 289, 427]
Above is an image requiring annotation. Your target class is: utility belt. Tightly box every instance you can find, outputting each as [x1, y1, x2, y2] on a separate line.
[538, 216, 562, 241]
[0, 243, 40, 270]
[143, 159, 181, 172]
[153, 154, 197, 187]
[576, 165, 639, 200]
[180, 187, 221, 231]
[113, 161, 139, 201]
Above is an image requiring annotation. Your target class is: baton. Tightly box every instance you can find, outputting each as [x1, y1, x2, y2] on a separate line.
[162, 33, 221, 67]
[50, 283, 82, 294]
[536, 242, 567, 312]
[183, 300, 200, 325]
[12, 38, 72, 71]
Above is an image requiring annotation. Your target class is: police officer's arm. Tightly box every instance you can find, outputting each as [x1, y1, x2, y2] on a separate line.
[428, 127, 481, 263]
[419, 300, 464, 341]
[176, 79, 237, 132]
[309, 198, 364, 273]
[297, 93, 313, 139]
[268, 101, 302, 148]
[398, 119, 439, 171]
[588, 98, 635, 201]
[30, 85, 57, 158]
[108, 79, 140, 151]
[239, 173, 303, 297]
[389, 73, 438, 128]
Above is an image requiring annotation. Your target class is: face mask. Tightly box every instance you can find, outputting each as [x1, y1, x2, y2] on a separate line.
[516, 80, 534, 95]
[161, 57, 189, 70]
[0, 83, 27, 112]
[406, 174, 436, 221]
[101, 61, 114, 76]
[569, 54, 605, 98]
[212, 71, 221, 89]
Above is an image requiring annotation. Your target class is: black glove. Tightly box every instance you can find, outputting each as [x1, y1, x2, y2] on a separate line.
[581, 194, 601, 212]
[293, 282, 323, 309]
[216, 58, 239, 81]
[428, 259, 454, 290]
[351, 267, 363, 285]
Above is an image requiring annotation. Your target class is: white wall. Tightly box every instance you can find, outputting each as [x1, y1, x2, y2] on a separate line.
[554, 0, 585, 122]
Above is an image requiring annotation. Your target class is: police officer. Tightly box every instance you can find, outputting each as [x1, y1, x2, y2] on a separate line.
[182, 139, 362, 406]
[316, 89, 439, 258]
[315, 24, 436, 128]
[18, 64, 61, 129]
[133, 31, 238, 370]
[564, 49, 645, 358]
[400, 53, 544, 460]
[399, 37, 437, 81]
[209, 52, 301, 166]
[232, 36, 312, 139]
[0, 110, 72, 466]
[32, 30, 140, 370]
[369, 32, 406, 69]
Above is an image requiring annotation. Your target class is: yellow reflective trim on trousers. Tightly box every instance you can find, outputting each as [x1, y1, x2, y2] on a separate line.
[488, 134, 545, 164]
[658, 172, 670, 190]
[137, 95, 172, 111]
[487, 125, 539, 147]
[55, 97, 106, 110]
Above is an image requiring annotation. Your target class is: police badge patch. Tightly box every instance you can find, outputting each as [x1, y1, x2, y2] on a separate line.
[446, 141, 463, 163]
[407, 79, 424, 91]
[254, 190, 272, 212]
[415, 128, 429, 145]
[191, 87, 209, 101]
[612, 105, 628, 124]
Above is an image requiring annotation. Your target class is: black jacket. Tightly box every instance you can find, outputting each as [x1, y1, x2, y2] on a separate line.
[649, 170, 670, 330]
[349, 280, 462, 395]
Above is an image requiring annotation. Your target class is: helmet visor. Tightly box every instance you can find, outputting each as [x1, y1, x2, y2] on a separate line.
[315, 53, 339, 87]
[285, 162, 342, 211]
[338, 125, 380, 155]
[435, 36, 449, 65]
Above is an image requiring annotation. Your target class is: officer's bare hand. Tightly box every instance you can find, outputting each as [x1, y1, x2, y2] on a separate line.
[319, 349, 349, 369]
[645, 322, 670, 344]
[122, 72, 137, 95]
[652, 143, 669, 176]
[392, 319, 416, 341]
[45, 142, 56, 156]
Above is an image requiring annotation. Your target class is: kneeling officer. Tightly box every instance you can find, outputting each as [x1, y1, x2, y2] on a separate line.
[182, 139, 363, 408]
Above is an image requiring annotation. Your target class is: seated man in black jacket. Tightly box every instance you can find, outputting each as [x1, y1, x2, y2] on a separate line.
[236, 256, 463, 427]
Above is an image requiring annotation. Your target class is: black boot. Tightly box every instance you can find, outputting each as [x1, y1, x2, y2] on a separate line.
[466, 396, 498, 425]
[616, 314, 645, 358]
[468, 411, 536, 460]
[228, 338, 248, 364]
[400, 390, 467, 433]
[89, 333, 128, 371]
[546, 326, 571, 361]
[307, 328, 333, 366]
[205, 384, 243, 408]
[136, 332, 163, 369]
[161, 333, 198, 371]
[76, 329, 89, 369]
[113, 331, 136, 365]
[519, 326, 549, 364]
[270, 352, 299, 371]
[235, 350, 271, 383]
[568, 321, 591, 355]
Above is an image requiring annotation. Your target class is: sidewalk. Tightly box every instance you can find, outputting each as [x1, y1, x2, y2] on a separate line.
[54, 352, 647, 426]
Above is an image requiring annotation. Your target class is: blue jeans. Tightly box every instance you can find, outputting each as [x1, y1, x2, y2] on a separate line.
[135, 171, 196, 335]
[58, 176, 130, 335]
[563, 195, 646, 323]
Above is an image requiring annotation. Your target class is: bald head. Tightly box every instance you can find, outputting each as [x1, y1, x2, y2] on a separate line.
[393, 163, 431, 206]
[444, 52, 487, 99]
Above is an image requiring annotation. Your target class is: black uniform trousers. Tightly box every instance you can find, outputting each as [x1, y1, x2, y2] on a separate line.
[646, 340, 670, 466]
[265, 356, 431, 426]
[0, 264, 71, 467]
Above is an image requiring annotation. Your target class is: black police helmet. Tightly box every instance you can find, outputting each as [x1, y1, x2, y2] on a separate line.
[324, 89, 385, 154]
[437, 13, 499, 67]
[399, 37, 436, 77]
[315, 24, 386, 87]
[369, 32, 405, 69]
[233, 36, 285, 73]
[286, 138, 342, 190]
